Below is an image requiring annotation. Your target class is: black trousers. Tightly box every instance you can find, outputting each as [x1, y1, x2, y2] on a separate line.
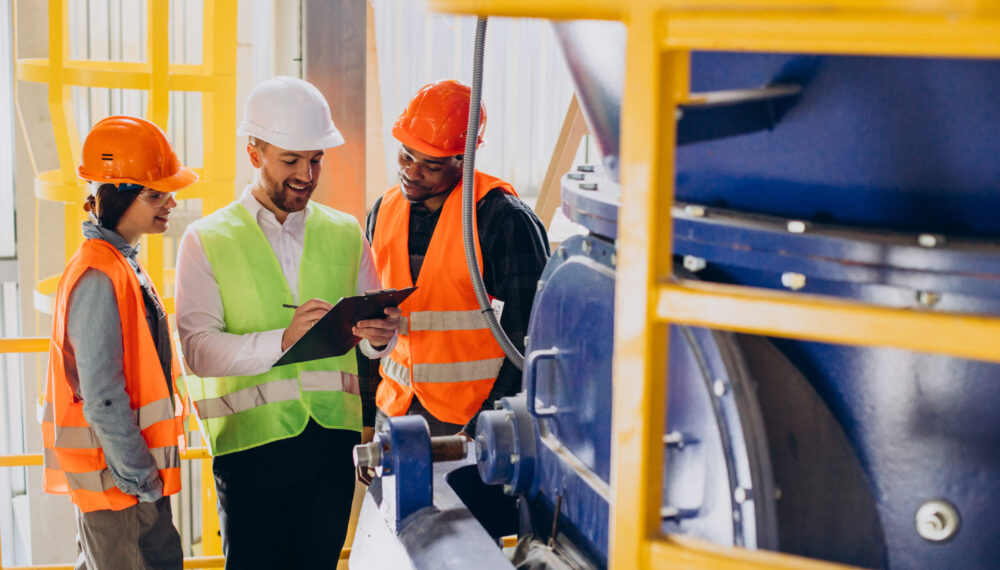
[212, 419, 360, 569]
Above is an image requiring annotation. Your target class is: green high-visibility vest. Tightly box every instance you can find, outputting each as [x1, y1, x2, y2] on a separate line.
[188, 201, 363, 456]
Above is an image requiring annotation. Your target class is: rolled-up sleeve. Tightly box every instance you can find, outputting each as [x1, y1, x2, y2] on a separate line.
[67, 269, 163, 502]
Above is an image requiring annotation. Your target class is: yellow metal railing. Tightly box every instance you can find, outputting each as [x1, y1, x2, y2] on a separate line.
[11, 0, 240, 562]
[431, 1, 1000, 569]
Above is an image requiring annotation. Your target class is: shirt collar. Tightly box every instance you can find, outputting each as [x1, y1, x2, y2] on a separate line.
[82, 221, 141, 259]
[239, 185, 311, 229]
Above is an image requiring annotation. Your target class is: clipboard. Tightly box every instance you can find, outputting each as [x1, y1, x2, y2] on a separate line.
[273, 287, 416, 367]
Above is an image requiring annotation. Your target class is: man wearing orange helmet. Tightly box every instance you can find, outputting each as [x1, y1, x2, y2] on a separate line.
[43, 116, 195, 569]
[175, 76, 398, 569]
[366, 79, 550, 439]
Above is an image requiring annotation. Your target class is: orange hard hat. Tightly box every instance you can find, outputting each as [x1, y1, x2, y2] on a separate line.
[392, 80, 486, 158]
[77, 116, 198, 192]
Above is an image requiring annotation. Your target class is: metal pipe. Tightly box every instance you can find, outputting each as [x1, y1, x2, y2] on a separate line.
[430, 435, 469, 462]
[461, 16, 524, 370]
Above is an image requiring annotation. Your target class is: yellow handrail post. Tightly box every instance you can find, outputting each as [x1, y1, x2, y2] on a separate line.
[609, 8, 682, 566]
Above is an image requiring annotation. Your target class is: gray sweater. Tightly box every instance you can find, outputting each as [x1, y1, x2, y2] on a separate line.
[63, 222, 172, 502]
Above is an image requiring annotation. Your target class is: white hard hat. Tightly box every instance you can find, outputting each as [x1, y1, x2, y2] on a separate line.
[237, 76, 345, 151]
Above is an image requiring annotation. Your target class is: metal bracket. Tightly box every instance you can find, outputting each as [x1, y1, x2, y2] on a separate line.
[382, 415, 434, 526]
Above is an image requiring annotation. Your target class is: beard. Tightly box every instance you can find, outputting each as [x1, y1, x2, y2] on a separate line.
[261, 167, 314, 213]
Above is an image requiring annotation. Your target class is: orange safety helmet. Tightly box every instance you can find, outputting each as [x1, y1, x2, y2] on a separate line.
[77, 116, 198, 193]
[392, 80, 486, 158]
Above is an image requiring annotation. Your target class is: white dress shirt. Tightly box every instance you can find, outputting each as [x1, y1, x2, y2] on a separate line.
[176, 187, 392, 378]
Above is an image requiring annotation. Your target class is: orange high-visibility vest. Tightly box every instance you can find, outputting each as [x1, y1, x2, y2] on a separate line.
[373, 171, 515, 425]
[42, 238, 184, 512]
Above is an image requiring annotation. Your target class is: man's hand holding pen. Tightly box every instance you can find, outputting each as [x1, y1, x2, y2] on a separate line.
[281, 298, 334, 351]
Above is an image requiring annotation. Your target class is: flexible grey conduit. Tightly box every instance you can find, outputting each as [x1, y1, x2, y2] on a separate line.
[462, 16, 524, 370]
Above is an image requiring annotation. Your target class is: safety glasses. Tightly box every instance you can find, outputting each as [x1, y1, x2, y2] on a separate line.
[136, 188, 177, 208]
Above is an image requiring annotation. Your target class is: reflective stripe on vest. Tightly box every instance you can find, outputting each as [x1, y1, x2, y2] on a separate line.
[43, 447, 62, 470]
[380, 355, 505, 386]
[409, 309, 491, 332]
[190, 201, 365, 455]
[373, 171, 515, 425]
[43, 238, 184, 512]
[137, 396, 176, 430]
[414, 358, 505, 383]
[381, 357, 411, 387]
[64, 446, 179, 493]
[193, 372, 361, 420]
[43, 396, 175, 436]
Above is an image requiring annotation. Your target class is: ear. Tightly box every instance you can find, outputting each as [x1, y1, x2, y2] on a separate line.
[247, 143, 263, 168]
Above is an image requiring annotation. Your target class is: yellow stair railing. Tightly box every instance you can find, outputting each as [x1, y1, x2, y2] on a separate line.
[430, 1, 1000, 569]
[11, 0, 240, 563]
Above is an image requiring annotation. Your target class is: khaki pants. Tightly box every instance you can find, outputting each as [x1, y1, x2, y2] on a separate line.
[75, 497, 182, 570]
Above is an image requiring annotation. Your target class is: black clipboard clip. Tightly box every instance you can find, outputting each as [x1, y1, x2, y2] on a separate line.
[273, 286, 416, 367]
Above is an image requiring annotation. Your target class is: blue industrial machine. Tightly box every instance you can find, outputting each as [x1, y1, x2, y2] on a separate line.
[352, 20, 1000, 570]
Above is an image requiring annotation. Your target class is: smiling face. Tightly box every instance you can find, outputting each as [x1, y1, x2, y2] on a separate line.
[397, 145, 463, 212]
[114, 188, 178, 245]
[248, 138, 324, 222]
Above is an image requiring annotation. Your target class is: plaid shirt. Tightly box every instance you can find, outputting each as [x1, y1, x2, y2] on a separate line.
[361, 186, 551, 433]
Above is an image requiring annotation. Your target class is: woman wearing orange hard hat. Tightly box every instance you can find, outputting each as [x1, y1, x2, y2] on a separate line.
[42, 116, 196, 569]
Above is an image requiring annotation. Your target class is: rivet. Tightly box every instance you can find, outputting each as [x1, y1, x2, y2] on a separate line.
[774, 487, 783, 500]
[663, 431, 685, 449]
[661, 506, 680, 519]
[916, 291, 941, 308]
[787, 220, 807, 234]
[536, 280, 545, 291]
[493, 400, 504, 410]
[558, 247, 567, 259]
[781, 272, 806, 290]
[509, 453, 520, 464]
[582, 240, 593, 254]
[918, 234, 944, 248]
[916, 499, 960, 542]
[734, 487, 752, 504]
[503, 484, 513, 494]
[713, 379, 728, 397]
[610, 253, 617, 266]
[675, 108, 684, 121]
[682, 255, 706, 273]
[684, 204, 706, 218]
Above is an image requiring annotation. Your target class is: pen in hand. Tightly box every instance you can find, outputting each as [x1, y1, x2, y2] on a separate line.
[282, 304, 298, 309]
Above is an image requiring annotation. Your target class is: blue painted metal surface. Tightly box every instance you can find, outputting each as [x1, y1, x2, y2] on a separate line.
[476, 396, 537, 495]
[672, 202, 1000, 568]
[678, 54, 1000, 237]
[383, 416, 434, 524]
[666, 53, 1000, 569]
[502, 234, 789, 566]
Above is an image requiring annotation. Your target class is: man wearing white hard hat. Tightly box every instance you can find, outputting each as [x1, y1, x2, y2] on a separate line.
[175, 76, 398, 568]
